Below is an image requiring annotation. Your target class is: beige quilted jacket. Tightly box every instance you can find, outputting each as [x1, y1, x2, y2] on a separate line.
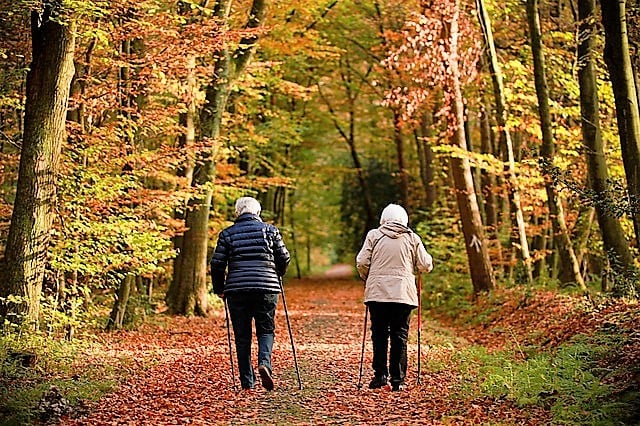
[356, 222, 433, 307]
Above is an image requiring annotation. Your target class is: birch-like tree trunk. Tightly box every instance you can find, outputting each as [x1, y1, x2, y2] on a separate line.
[1, 4, 76, 325]
[476, 0, 533, 284]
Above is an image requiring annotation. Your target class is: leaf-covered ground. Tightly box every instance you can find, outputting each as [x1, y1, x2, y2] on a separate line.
[58, 272, 638, 425]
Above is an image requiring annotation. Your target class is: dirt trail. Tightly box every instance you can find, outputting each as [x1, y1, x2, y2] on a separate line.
[62, 278, 548, 425]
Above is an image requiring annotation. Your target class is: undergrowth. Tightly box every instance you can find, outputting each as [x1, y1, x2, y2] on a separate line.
[422, 267, 640, 425]
[0, 329, 117, 425]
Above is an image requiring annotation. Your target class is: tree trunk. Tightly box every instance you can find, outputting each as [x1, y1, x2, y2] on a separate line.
[527, 0, 585, 290]
[170, 8, 199, 299]
[477, 0, 534, 284]
[1, 5, 76, 325]
[601, 0, 640, 246]
[167, 0, 267, 315]
[479, 105, 498, 234]
[107, 274, 134, 330]
[393, 111, 410, 210]
[579, 0, 636, 294]
[415, 112, 437, 209]
[316, 66, 376, 229]
[450, 0, 495, 295]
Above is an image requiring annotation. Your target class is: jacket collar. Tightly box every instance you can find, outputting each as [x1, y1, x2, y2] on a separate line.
[235, 213, 262, 223]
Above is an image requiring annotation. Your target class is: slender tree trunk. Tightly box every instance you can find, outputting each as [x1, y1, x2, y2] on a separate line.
[527, 0, 585, 289]
[317, 75, 376, 229]
[107, 274, 134, 330]
[477, 0, 533, 284]
[393, 111, 410, 210]
[450, 0, 495, 294]
[289, 190, 302, 279]
[1, 5, 76, 325]
[415, 112, 437, 209]
[479, 105, 498, 234]
[601, 0, 640, 246]
[578, 0, 636, 294]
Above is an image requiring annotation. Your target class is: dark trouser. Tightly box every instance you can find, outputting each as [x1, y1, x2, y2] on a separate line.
[367, 301, 414, 386]
[226, 292, 279, 389]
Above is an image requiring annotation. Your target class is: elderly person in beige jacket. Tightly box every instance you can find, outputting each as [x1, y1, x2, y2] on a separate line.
[356, 204, 433, 391]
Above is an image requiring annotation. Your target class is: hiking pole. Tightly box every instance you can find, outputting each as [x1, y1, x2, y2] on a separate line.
[223, 298, 238, 391]
[278, 276, 303, 390]
[357, 305, 368, 389]
[417, 272, 423, 385]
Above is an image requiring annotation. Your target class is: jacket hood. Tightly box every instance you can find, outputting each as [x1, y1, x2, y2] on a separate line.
[379, 222, 411, 238]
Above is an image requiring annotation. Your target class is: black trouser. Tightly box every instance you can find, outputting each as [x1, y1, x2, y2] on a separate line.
[367, 301, 413, 386]
[226, 292, 279, 389]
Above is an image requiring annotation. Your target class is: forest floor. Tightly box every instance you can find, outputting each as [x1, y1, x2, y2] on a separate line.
[56, 268, 638, 425]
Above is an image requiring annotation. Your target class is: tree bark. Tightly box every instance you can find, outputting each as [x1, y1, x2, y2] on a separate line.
[393, 111, 410, 210]
[107, 274, 134, 330]
[1, 4, 76, 325]
[527, 0, 585, 289]
[316, 62, 376, 230]
[167, 0, 267, 315]
[578, 0, 636, 293]
[477, 0, 534, 284]
[600, 0, 640, 246]
[415, 112, 437, 209]
[450, 0, 495, 294]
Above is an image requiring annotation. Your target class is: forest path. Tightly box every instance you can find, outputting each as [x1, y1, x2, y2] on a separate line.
[62, 278, 548, 425]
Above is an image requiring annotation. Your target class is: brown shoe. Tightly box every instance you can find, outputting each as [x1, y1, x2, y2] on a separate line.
[258, 365, 274, 391]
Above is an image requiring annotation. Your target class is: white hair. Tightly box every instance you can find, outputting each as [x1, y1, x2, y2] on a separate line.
[380, 204, 408, 226]
[235, 197, 261, 217]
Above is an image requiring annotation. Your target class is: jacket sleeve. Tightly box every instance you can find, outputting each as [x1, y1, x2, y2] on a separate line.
[413, 234, 434, 273]
[272, 226, 291, 277]
[210, 234, 229, 295]
[355, 231, 375, 281]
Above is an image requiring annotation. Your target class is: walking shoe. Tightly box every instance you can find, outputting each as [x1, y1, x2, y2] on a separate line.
[368, 375, 388, 389]
[391, 382, 407, 392]
[258, 365, 274, 391]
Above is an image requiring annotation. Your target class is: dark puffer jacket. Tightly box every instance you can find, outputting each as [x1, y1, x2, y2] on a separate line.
[211, 213, 290, 295]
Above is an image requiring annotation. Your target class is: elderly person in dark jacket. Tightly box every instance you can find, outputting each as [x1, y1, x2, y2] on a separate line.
[211, 197, 290, 391]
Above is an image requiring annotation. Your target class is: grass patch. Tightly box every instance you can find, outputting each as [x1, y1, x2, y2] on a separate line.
[0, 332, 117, 425]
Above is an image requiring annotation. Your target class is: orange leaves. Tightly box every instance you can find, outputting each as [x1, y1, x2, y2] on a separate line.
[57, 277, 562, 425]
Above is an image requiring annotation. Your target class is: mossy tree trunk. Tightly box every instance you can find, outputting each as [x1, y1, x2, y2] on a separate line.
[1, 4, 76, 326]
[580, 0, 636, 295]
[600, 0, 640, 247]
[527, 0, 585, 290]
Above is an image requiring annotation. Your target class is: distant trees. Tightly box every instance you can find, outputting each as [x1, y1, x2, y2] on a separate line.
[1, 0, 639, 332]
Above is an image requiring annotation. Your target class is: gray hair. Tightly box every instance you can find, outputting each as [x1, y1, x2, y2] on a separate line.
[380, 204, 408, 226]
[235, 197, 261, 217]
